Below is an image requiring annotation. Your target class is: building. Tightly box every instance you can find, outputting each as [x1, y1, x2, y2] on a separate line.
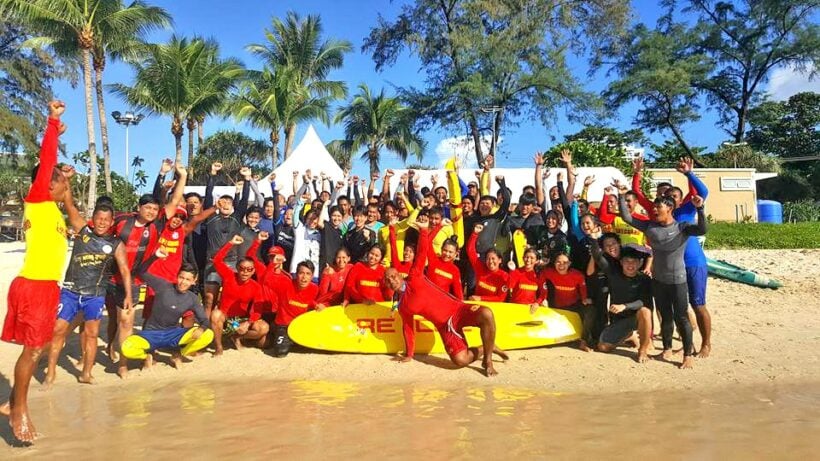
[647, 168, 776, 222]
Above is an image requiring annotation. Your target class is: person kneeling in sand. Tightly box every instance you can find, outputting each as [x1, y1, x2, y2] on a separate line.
[45, 203, 133, 387]
[590, 242, 653, 363]
[120, 261, 213, 371]
[383, 221, 508, 377]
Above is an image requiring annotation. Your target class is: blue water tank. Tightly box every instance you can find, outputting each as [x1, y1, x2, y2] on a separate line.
[757, 200, 783, 224]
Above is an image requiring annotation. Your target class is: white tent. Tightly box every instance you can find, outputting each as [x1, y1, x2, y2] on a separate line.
[185, 124, 345, 203]
[260, 124, 345, 197]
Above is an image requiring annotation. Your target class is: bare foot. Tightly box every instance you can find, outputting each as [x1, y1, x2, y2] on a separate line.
[482, 359, 498, 377]
[78, 374, 96, 385]
[0, 401, 9, 417]
[578, 340, 592, 352]
[624, 332, 640, 348]
[213, 347, 224, 357]
[654, 349, 674, 361]
[10, 409, 35, 443]
[106, 343, 119, 362]
[696, 343, 711, 358]
[117, 365, 129, 379]
[143, 354, 153, 370]
[493, 347, 509, 361]
[232, 336, 244, 350]
[43, 371, 56, 391]
[170, 353, 182, 369]
[636, 350, 650, 363]
[679, 356, 694, 369]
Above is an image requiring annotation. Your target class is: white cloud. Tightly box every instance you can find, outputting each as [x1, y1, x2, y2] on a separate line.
[766, 63, 820, 101]
[433, 134, 501, 169]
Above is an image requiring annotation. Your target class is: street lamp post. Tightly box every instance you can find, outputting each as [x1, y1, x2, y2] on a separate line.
[480, 106, 503, 160]
[721, 141, 748, 168]
[111, 110, 145, 180]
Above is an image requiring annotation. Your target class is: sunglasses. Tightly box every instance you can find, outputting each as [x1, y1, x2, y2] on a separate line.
[237, 266, 255, 273]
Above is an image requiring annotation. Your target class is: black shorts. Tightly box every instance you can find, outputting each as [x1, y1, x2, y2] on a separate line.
[105, 283, 141, 309]
[273, 324, 292, 357]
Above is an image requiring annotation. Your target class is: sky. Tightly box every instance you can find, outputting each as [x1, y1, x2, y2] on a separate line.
[47, 0, 818, 185]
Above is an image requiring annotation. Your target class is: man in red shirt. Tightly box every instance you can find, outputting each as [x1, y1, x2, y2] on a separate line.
[272, 261, 319, 357]
[384, 223, 508, 377]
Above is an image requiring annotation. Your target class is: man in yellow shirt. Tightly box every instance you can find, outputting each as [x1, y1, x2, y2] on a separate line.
[1, 101, 71, 443]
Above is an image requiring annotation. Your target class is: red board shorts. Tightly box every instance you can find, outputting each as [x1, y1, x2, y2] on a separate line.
[2, 277, 60, 348]
[436, 303, 482, 361]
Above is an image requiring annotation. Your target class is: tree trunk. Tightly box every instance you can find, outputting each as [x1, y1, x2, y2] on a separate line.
[82, 49, 98, 215]
[93, 56, 112, 194]
[368, 147, 379, 177]
[492, 109, 505, 158]
[187, 117, 196, 166]
[172, 115, 184, 165]
[669, 122, 706, 168]
[197, 115, 205, 146]
[468, 113, 484, 167]
[270, 130, 280, 169]
[284, 124, 297, 159]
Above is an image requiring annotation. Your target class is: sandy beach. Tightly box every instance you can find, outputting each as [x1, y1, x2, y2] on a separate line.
[1, 242, 818, 396]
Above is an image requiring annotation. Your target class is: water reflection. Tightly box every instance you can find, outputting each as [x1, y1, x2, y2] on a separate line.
[3, 380, 819, 459]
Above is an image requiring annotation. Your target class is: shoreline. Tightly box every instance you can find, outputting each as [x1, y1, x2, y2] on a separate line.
[1, 242, 819, 398]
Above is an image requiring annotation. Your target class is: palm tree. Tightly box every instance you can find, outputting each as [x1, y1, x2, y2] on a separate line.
[334, 84, 425, 176]
[92, 1, 171, 193]
[247, 12, 351, 158]
[110, 36, 243, 165]
[0, 0, 168, 210]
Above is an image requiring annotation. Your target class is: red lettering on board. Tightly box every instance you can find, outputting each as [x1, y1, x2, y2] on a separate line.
[377, 318, 395, 333]
[356, 318, 376, 333]
[415, 319, 434, 333]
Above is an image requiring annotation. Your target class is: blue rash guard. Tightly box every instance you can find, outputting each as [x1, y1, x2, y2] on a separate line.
[673, 171, 708, 268]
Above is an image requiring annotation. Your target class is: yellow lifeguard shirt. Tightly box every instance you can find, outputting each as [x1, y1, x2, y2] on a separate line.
[19, 201, 68, 281]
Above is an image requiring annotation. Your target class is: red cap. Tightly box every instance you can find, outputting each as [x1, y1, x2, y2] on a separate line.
[174, 206, 188, 219]
[268, 246, 286, 258]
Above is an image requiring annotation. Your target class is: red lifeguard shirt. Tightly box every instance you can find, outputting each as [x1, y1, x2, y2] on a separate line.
[317, 264, 352, 306]
[425, 254, 463, 299]
[537, 267, 587, 308]
[343, 262, 391, 304]
[148, 223, 185, 282]
[214, 241, 265, 322]
[508, 268, 539, 304]
[466, 232, 510, 302]
[275, 280, 319, 326]
[388, 225, 413, 278]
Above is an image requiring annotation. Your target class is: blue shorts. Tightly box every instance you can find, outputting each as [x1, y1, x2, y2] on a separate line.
[139, 328, 188, 351]
[686, 266, 708, 307]
[57, 289, 105, 322]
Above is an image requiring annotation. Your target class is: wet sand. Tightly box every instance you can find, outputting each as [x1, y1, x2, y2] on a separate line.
[2, 379, 819, 458]
[1, 243, 819, 455]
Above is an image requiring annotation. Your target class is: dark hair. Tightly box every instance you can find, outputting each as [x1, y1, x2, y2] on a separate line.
[545, 209, 562, 221]
[668, 186, 684, 198]
[296, 260, 315, 274]
[462, 195, 475, 207]
[441, 235, 459, 252]
[184, 192, 203, 201]
[519, 193, 536, 206]
[600, 232, 621, 245]
[366, 203, 379, 211]
[337, 195, 350, 204]
[620, 246, 646, 261]
[352, 205, 367, 217]
[433, 186, 447, 194]
[368, 244, 384, 259]
[219, 194, 234, 202]
[479, 195, 497, 204]
[485, 248, 503, 260]
[577, 198, 589, 209]
[93, 203, 115, 216]
[421, 187, 431, 196]
[30, 163, 63, 183]
[138, 194, 159, 206]
[428, 206, 443, 217]
[523, 247, 538, 259]
[328, 205, 341, 215]
[245, 206, 262, 218]
[382, 200, 398, 212]
[654, 196, 677, 210]
[656, 181, 672, 190]
[178, 263, 198, 278]
[625, 191, 639, 200]
[522, 185, 535, 195]
[96, 195, 115, 208]
[235, 257, 255, 270]
[335, 247, 351, 258]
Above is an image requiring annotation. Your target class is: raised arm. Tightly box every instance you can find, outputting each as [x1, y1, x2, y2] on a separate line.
[61, 168, 86, 232]
[368, 173, 378, 200]
[411, 226, 431, 276]
[233, 167, 252, 219]
[631, 156, 654, 216]
[249, 176, 264, 208]
[163, 164, 188, 219]
[534, 153, 546, 206]
[488, 176, 511, 220]
[382, 170, 394, 201]
[683, 196, 708, 237]
[388, 224, 403, 267]
[204, 162, 220, 210]
[618, 191, 649, 232]
[151, 159, 171, 204]
[27, 101, 63, 203]
[214, 236, 241, 280]
[353, 176, 363, 206]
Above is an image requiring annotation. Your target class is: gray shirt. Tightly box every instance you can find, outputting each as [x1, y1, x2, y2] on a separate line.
[619, 195, 706, 285]
[141, 272, 210, 330]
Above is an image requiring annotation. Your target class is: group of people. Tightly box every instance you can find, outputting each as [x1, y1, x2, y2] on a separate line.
[2, 102, 711, 443]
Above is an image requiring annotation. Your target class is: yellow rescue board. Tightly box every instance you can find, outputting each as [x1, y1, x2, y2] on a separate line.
[288, 301, 582, 354]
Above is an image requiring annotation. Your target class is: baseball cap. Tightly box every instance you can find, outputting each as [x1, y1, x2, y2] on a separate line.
[173, 206, 188, 219]
[268, 246, 286, 258]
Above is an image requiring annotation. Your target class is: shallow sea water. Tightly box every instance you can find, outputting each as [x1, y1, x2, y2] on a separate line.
[2, 379, 819, 459]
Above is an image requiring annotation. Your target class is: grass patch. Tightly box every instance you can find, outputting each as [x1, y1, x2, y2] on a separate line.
[704, 222, 820, 249]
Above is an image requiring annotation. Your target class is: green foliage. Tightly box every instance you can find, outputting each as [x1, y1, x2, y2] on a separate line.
[704, 222, 820, 249]
[68, 150, 138, 213]
[190, 130, 270, 185]
[545, 139, 631, 172]
[364, 0, 631, 166]
[757, 169, 813, 203]
[0, 19, 74, 154]
[564, 125, 646, 146]
[332, 84, 424, 176]
[783, 200, 820, 223]
[648, 140, 707, 168]
[605, 22, 710, 160]
[704, 144, 780, 172]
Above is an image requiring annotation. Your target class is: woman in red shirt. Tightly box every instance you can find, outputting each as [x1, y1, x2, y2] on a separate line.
[342, 245, 391, 305]
[317, 247, 352, 307]
[508, 248, 540, 310]
[388, 224, 415, 278]
[538, 252, 594, 351]
[466, 224, 510, 302]
[425, 236, 463, 299]
[210, 236, 269, 355]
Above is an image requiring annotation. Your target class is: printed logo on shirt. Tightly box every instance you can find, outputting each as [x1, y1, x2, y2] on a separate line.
[434, 268, 453, 279]
[289, 300, 308, 309]
[519, 283, 538, 291]
[102, 244, 113, 254]
[360, 280, 380, 288]
[501, 285, 509, 293]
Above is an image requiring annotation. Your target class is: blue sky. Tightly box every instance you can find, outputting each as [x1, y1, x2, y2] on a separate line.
[49, 0, 816, 185]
